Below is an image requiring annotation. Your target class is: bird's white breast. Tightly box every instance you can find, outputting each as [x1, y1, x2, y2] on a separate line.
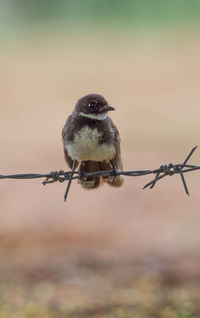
[65, 126, 116, 162]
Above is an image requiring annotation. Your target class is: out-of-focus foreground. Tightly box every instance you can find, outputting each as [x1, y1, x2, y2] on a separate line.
[1, 1, 200, 317]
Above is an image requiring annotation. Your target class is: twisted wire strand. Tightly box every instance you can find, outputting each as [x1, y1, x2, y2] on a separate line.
[0, 147, 199, 200]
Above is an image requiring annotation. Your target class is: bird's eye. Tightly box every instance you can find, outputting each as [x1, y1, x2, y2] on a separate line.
[88, 101, 97, 108]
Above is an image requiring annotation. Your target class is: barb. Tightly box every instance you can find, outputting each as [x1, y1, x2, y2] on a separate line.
[0, 147, 199, 201]
[142, 146, 198, 195]
[64, 159, 77, 202]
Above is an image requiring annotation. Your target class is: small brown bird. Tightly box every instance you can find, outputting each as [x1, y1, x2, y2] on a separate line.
[62, 94, 123, 196]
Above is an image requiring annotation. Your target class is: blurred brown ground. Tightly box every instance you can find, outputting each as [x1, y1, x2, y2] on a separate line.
[0, 30, 200, 315]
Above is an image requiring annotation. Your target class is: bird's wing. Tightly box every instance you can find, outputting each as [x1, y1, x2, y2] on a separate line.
[62, 114, 73, 141]
[63, 148, 75, 169]
[62, 115, 78, 169]
[109, 118, 123, 170]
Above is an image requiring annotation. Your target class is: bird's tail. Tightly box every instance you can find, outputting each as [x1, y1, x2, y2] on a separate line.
[78, 160, 124, 189]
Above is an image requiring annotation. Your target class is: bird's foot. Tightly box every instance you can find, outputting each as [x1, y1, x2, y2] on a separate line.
[110, 161, 118, 182]
[79, 165, 87, 181]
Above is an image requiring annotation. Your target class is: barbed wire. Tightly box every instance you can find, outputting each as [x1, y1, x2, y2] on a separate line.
[0, 146, 199, 201]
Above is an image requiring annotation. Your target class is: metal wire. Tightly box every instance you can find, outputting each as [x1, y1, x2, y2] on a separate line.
[0, 146, 199, 200]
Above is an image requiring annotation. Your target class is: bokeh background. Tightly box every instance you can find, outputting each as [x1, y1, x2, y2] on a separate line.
[1, 1, 200, 317]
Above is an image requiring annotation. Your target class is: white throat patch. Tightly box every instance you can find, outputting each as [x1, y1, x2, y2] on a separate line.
[79, 112, 107, 121]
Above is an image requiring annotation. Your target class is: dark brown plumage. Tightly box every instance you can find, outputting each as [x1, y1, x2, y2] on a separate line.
[62, 94, 123, 189]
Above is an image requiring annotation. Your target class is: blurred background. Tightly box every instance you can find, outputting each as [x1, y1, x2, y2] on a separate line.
[1, 0, 200, 316]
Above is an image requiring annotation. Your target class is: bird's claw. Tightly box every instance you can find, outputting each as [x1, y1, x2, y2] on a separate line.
[110, 166, 117, 182]
[79, 166, 87, 181]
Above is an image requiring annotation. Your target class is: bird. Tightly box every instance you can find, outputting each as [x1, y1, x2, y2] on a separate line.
[62, 94, 123, 198]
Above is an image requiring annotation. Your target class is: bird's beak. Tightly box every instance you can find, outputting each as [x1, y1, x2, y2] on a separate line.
[101, 105, 115, 112]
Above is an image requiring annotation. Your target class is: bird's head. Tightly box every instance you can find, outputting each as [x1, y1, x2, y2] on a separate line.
[74, 94, 115, 120]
